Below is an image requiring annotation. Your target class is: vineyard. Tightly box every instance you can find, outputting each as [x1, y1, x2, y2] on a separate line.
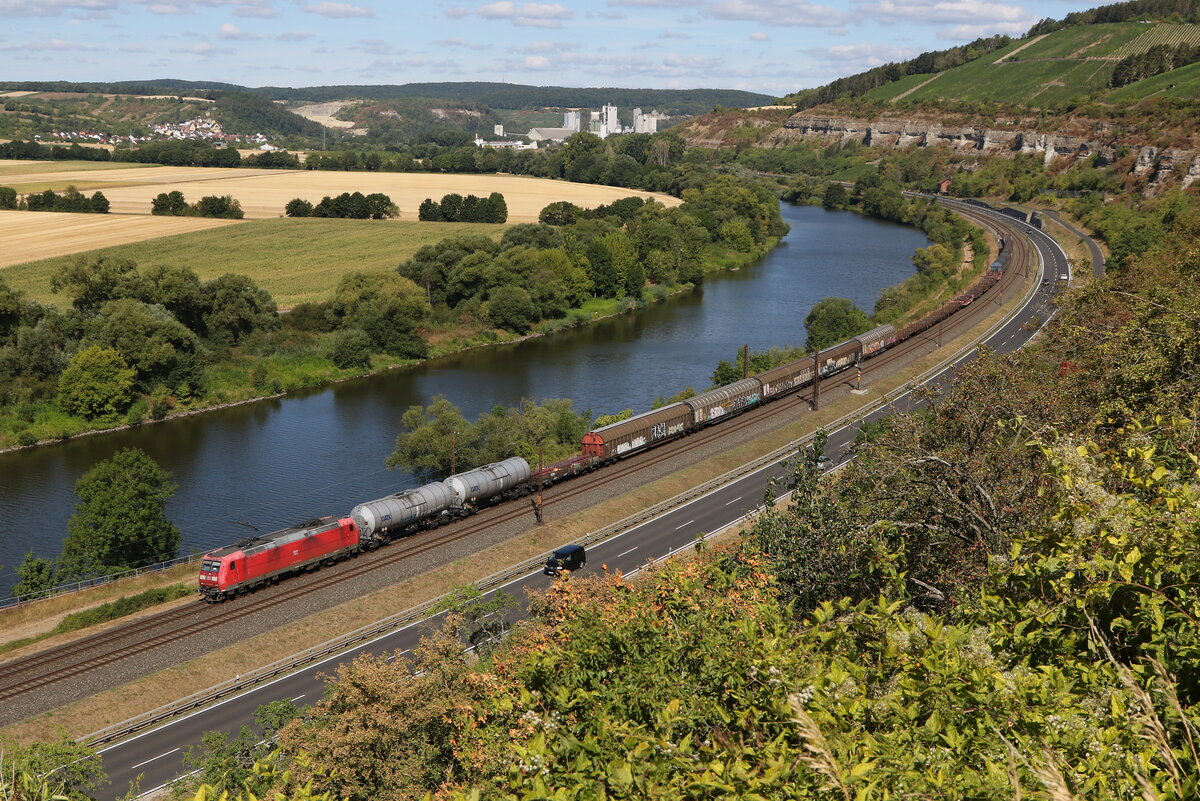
[1108, 23, 1200, 59]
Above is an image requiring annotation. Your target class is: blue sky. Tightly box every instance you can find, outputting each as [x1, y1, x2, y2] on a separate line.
[2, 0, 1105, 96]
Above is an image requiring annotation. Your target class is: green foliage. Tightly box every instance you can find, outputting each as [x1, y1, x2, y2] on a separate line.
[22, 185, 109, 214]
[150, 191, 244, 218]
[201, 273, 279, 346]
[421, 192, 507, 223]
[0, 735, 106, 801]
[804, 297, 869, 351]
[53, 583, 191, 634]
[55, 345, 136, 419]
[285, 197, 313, 217]
[10, 551, 56, 599]
[311, 191, 398, 219]
[485, 285, 537, 333]
[327, 328, 374, 370]
[59, 447, 180, 580]
[386, 395, 590, 477]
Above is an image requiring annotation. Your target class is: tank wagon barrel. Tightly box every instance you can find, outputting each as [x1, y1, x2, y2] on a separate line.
[445, 457, 531, 506]
[351, 481, 455, 541]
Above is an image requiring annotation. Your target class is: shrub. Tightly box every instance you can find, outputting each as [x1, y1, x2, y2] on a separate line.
[328, 328, 374, 369]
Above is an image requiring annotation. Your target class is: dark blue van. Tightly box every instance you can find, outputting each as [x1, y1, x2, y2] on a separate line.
[544, 544, 586, 576]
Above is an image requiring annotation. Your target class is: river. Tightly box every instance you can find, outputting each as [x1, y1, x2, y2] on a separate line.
[0, 204, 927, 595]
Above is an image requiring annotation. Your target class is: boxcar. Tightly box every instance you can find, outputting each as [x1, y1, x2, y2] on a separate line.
[815, 340, 859, 377]
[853, 324, 896, 359]
[198, 516, 359, 602]
[582, 403, 692, 460]
[685, 377, 762, 424]
[756, 358, 813, 399]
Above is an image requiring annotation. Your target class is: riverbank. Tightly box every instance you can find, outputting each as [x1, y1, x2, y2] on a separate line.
[0, 236, 780, 454]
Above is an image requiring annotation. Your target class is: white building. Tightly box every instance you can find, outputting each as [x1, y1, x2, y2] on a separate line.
[563, 110, 581, 132]
[633, 108, 659, 134]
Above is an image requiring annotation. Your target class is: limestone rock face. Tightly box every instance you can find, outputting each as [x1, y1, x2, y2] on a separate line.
[776, 113, 1196, 192]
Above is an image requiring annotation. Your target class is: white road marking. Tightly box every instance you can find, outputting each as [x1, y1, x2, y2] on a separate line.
[724, 496, 743, 506]
[617, 546, 638, 558]
[675, 520, 693, 530]
[289, 695, 305, 702]
[130, 748, 179, 771]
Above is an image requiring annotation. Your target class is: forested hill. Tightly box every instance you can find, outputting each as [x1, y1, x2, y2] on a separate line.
[779, 0, 1200, 110]
[0, 79, 773, 117]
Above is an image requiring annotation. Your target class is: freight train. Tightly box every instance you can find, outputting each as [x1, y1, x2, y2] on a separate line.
[198, 239, 1015, 601]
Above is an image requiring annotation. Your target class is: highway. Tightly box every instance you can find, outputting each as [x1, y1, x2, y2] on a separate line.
[92, 206, 1076, 800]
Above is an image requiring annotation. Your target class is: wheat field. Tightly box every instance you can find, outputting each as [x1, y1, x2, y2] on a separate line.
[1, 163, 679, 222]
[0, 210, 239, 269]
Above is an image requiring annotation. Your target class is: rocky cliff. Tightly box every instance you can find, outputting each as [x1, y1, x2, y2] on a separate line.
[685, 110, 1199, 195]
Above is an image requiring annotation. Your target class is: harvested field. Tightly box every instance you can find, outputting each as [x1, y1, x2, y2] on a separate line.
[0, 210, 239, 269]
[0, 158, 152, 177]
[0, 163, 679, 222]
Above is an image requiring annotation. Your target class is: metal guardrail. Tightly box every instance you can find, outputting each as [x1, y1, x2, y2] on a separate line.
[2, 555, 205, 611]
[81, 204, 1046, 750]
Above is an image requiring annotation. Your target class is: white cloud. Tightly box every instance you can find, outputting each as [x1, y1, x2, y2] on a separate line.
[357, 38, 392, 54]
[749, 30, 770, 40]
[218, 22, 260, 39]
[663, 51, 718, 68]
[0, 0, 117, 16]
[276, 30, 312, 40]
[804, 41, 919, 71]
[937, 19, 1032, 38]
[147, 3, 189, 12]
[477, 1, 573, 28]
[444, 5, 469, 18]
[523, 54, 552, 68]
[303, 1, 373, 18]
[659, 28, 690, 38]
[707, 0, 847, 28]
[235, 5, 277, 16]
[6, 37, 97, 50]
[434, 37, 489, 49]
[608, 0, 702, 6]
[853, 0, 1030, 25]
[171, 41, 234, 54]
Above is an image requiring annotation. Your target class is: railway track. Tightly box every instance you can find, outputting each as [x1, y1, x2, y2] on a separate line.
[0, 206, 1031, 708]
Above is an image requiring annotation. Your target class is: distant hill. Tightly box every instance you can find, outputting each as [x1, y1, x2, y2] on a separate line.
[0, 80, 772, 119]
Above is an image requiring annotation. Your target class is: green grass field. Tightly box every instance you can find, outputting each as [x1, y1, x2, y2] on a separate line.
[3, 217, 507, 308]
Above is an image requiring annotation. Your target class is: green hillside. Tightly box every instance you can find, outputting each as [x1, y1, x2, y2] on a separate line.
[861, 21, 1200, 106]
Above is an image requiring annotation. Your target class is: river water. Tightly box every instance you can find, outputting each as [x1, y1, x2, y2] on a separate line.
[0, 204, 926, 595]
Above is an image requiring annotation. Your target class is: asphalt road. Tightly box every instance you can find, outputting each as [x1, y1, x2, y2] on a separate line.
[93, 207, 1076, 800]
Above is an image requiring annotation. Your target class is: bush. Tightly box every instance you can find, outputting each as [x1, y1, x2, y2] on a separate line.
[53, 584, 192, 634]
[17, 430, 38, 447]
[328, 328, 374, 369]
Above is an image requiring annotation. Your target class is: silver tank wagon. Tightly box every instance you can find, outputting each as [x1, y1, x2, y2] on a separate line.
[445, 457, 531, 506]
[351, 481, 455, 539]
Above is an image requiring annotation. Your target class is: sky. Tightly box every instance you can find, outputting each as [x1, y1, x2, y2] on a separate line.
[1, 0, 1107, 97]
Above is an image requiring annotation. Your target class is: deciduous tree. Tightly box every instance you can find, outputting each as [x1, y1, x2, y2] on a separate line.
[59, 448, 180, 579]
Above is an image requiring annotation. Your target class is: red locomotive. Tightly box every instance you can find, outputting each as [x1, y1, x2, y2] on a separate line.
[198, 516, 359, 602]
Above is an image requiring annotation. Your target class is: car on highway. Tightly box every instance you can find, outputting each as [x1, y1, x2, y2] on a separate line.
[545, 544, 586, 576]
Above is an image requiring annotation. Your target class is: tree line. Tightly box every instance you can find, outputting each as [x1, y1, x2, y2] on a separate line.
[151, 190, 244, 218]
[1110, 41, 1200, 87]
[417, 192, 507, 223]
[0, 184, 109, 213]
[285, 192, 398, 219]
[393, 175, 785, 335]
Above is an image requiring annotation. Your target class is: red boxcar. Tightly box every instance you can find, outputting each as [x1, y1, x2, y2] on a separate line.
[198, 516, 359, 602]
